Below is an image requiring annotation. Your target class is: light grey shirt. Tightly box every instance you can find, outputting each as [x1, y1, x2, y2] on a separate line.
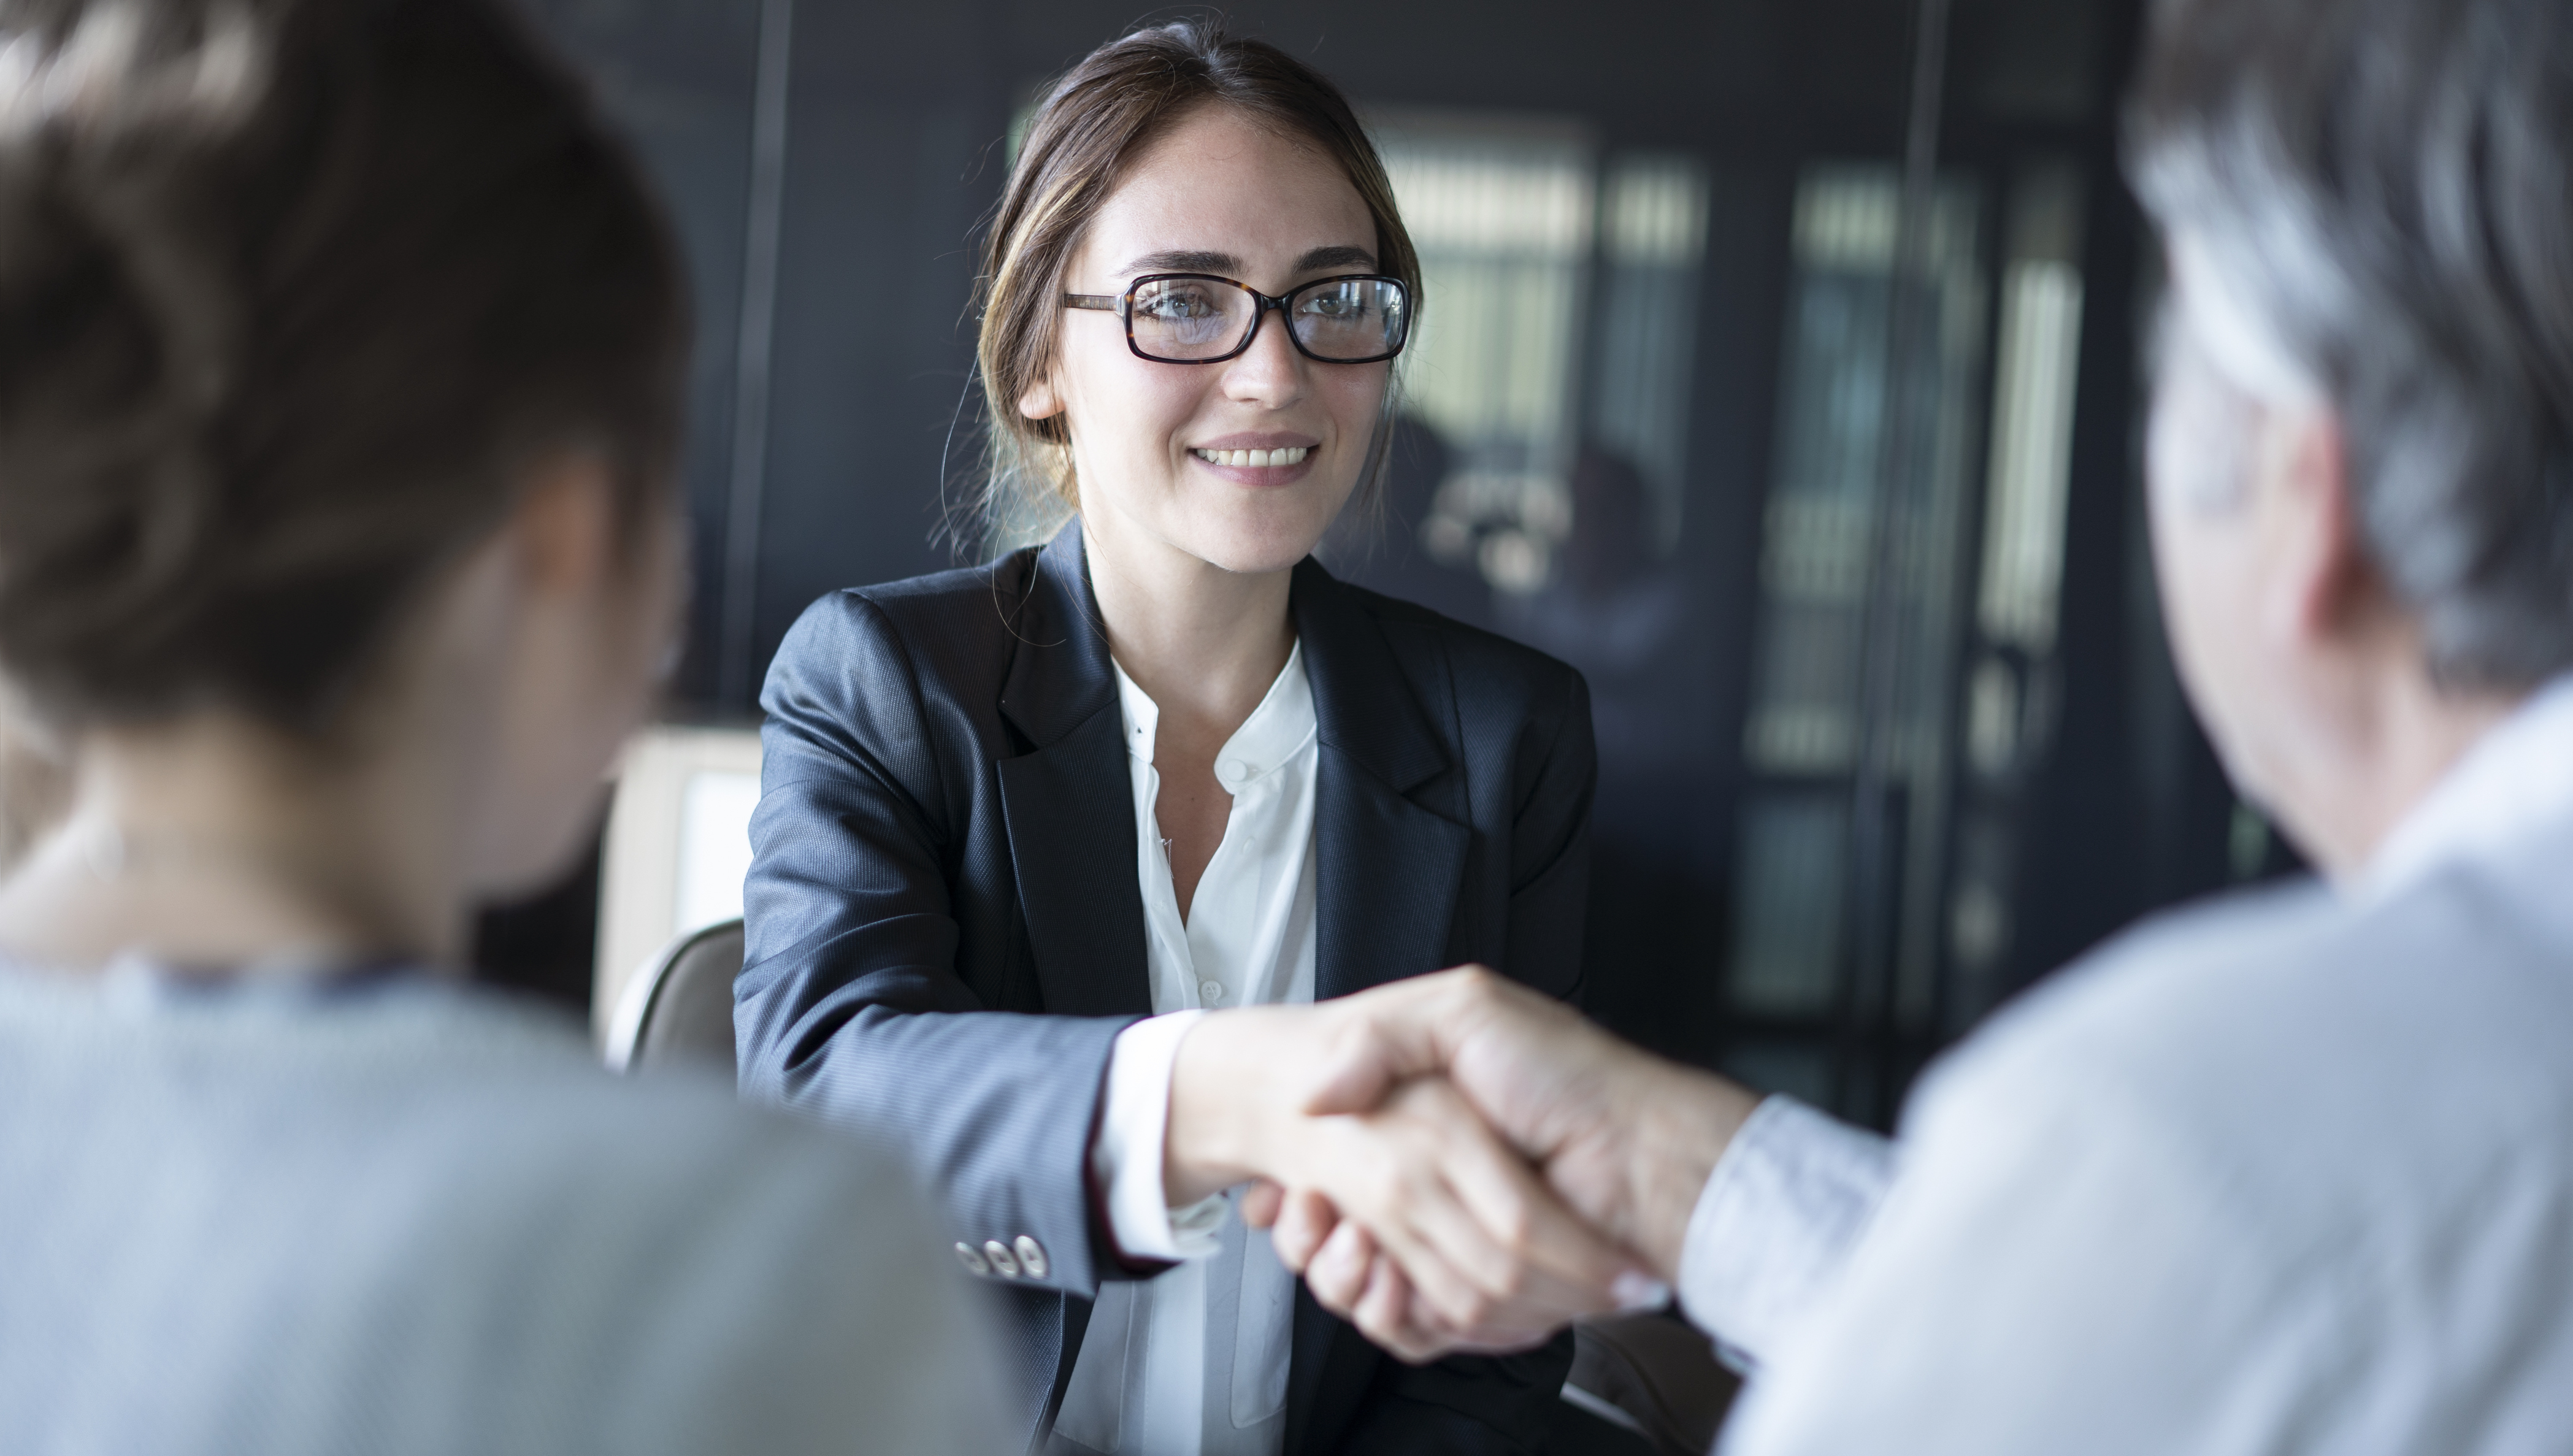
[1679, 676, 2573, 1453]
[0, 964, 998, 1456]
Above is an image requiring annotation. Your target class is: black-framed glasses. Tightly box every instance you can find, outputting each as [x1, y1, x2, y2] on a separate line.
[1064, 272, 1411, 364]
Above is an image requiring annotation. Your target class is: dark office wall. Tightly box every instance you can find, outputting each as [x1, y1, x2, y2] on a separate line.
[750, 4, 1004, 651]
[517, 0, 757, 710]
[522, 0, 1010, 711]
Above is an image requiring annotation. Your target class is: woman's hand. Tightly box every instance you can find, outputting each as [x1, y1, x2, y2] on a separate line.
[1166, 1003, 1646, 1354]
[1232, 969, 1755, 1361]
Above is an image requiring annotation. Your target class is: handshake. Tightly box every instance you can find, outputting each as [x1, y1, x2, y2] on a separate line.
[1162, 968, 1762, 1362]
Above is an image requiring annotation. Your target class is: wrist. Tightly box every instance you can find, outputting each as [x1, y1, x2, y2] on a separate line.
[1616, 1066, 1758, 1278]
[1162, 1008, 1264, 1204]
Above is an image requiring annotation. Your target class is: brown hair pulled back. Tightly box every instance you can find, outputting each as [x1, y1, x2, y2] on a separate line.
[974, 18, 1418, 531]
[0, 0, 686, 734]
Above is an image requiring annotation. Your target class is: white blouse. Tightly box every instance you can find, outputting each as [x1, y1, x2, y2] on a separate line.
[1057, 643, 1319, 1456]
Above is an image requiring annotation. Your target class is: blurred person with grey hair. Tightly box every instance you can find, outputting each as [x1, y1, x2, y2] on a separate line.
[0, 0, 993, 1451]
[1221, 0, 2573, 1447]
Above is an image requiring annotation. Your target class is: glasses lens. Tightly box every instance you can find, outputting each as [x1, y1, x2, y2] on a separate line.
[1290, 278, 1406, 361]
[1127, 278, 1252, 360]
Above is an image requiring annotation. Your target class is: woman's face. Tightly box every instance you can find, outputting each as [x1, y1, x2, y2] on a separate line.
[1027, 105, 1390, 577]
[462, 473, 685, 903]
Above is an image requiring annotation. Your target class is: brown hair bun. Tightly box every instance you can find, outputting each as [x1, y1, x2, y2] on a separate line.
[0, 0, 686, 734]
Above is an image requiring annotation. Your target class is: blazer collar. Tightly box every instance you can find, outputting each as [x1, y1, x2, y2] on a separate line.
[997, 529, 1452, 794]
[992, 532, 1465, 1014]
[992, 523, 1147, 1020]
[997, 520, 1116, 750]
[1294, 560, 1470, 1003]
[1289, 557, 1450, 794]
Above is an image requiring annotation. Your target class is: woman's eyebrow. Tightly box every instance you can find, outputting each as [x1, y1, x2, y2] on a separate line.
[1122, 248, 1241, 275]
[1117, 244, 1381, 278]
[1293, 245, 1377, 273]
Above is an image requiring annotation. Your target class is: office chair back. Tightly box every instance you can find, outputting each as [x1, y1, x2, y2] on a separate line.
[603, 918, 743, 1075]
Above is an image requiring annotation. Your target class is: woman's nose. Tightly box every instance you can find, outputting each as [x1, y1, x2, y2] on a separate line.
[1220, 304, 1306, 405]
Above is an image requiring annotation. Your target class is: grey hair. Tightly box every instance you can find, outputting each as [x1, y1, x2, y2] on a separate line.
[2126, 0, 2573, 691]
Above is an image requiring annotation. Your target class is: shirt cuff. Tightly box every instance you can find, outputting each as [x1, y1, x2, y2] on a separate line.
[1091, 1010, 1225, 1263]
[1674, 1094, 1896, 1366]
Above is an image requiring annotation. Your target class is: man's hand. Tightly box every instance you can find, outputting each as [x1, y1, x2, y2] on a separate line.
[1242, 968, 1762, 1357]
[1165, 1003, 1648, 1347]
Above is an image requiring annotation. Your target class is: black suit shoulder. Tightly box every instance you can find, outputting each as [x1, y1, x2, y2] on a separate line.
[1326, 577, 1591, 756]
[815, 549, 1044, 689]
[759, 551, 1048, 854]
[840, 548, 1035, 619]
[1333, 577, 1582, 684]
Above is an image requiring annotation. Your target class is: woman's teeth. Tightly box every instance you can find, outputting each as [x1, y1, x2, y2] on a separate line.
[1193, 446, 1311, 468]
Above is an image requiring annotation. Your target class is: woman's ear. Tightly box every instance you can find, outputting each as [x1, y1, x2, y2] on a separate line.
[509, 450, 619, 598]
[1018, 372, 1064, 422]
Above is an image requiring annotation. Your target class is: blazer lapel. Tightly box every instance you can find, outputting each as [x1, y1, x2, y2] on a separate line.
[995, 524, 1153, 1019]
[1294, 561, 1471, 1001]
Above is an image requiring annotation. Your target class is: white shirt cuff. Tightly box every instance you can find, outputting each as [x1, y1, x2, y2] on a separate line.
[1675, 1094, 1896, 1366]
[1091, 1010, 1225, 1263]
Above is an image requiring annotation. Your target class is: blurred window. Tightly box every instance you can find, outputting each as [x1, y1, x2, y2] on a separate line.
[1976, 167, 2086, 659]
[1946, 165, 2090, 1027]
[1375, 116, 1593, 594]
[1729, 792, 1849, 1019]
[1590, 156, 1711, 554]
[1727, 164, 1990, 1085]
[1373, 118, 1712, 597]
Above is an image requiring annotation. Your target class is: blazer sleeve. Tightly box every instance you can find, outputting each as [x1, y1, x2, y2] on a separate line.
[1349, 656, 1597, 1455]
[735, 590, 1133, 1299]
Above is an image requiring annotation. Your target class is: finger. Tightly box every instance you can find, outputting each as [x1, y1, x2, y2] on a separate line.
[1303, 1217, 1374, 1316]
[1400, 1289, 1556, 1359]
[1350, 1082, 1638, 1336]
[1308, 1122, 1516, 1332]
[1353, 1254, 1449, 1364]
[1270, 1187, 1342, 1273]
[1256, 1097, 1506, 1330]
[1409, 1084, 1641, 1311]
[1285, 1102, 1543, 1333]
[1386, 1193, 1581, 1339]
[1238, 1178, 1285, 1229]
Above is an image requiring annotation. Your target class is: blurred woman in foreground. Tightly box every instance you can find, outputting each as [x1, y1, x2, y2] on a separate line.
[0, 0, 987, 1450]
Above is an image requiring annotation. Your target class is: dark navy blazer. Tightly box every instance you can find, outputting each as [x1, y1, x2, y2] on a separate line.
[738, 524, 1595, 1455]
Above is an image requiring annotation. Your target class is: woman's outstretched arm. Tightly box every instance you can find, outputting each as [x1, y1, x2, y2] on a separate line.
[738, 589, 1135, 1297]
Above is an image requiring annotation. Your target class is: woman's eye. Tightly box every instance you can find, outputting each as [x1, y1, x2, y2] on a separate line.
[1140, 291, 1219, 320]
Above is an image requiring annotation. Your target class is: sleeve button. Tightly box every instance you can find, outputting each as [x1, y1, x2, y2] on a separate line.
[1014, 1235, 1049, 1279]
[953, 1241, 989, 1276]
[983, 1239, 1022, 1278]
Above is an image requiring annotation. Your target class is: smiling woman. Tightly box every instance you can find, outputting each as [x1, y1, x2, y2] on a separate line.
[736, 20, 1636, 1456]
